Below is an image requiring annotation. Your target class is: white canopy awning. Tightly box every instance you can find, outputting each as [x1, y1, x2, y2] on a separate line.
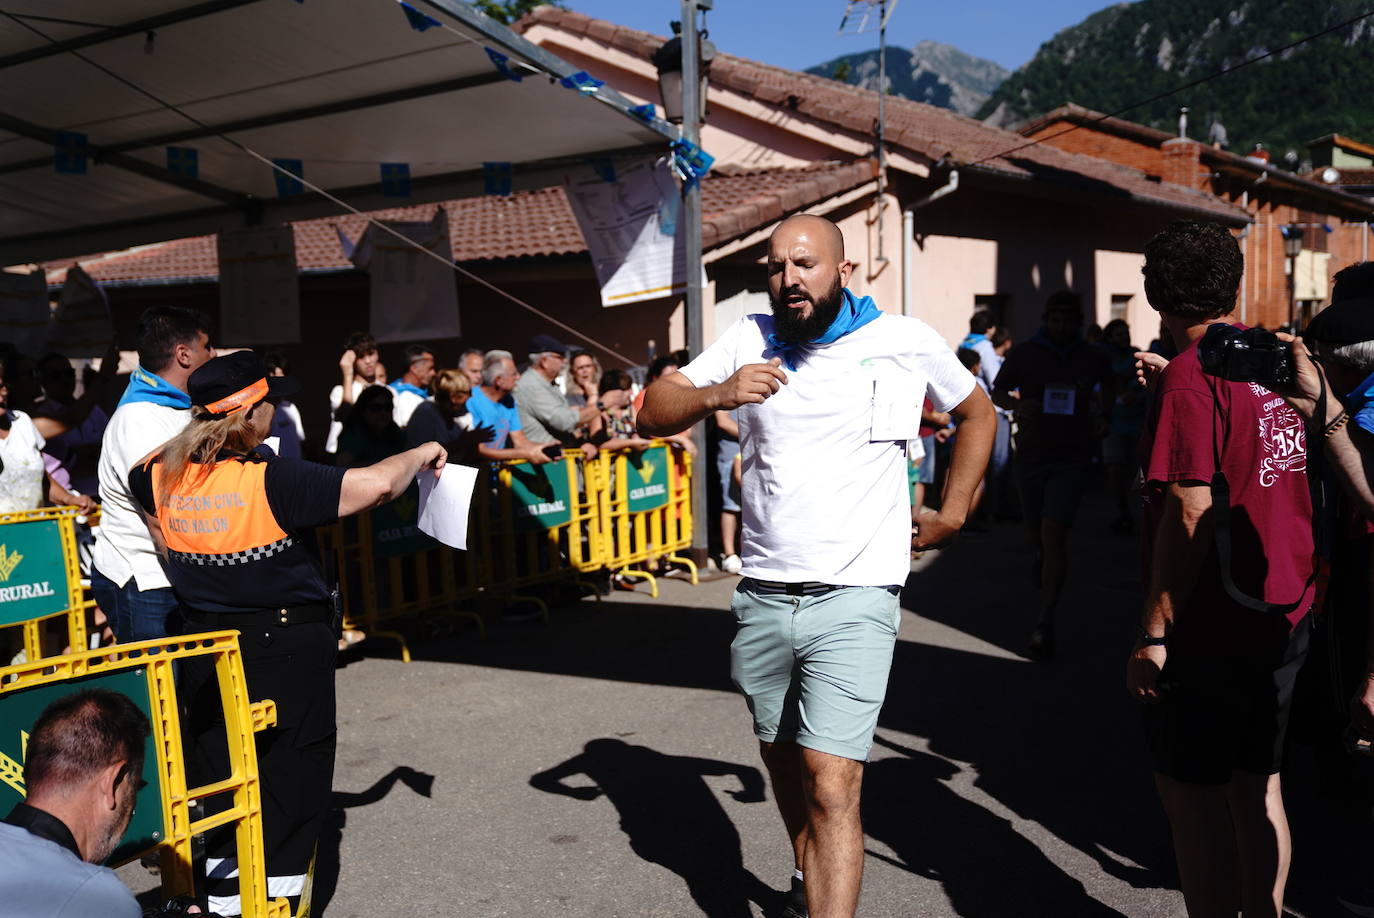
[0, 0, 678, 264]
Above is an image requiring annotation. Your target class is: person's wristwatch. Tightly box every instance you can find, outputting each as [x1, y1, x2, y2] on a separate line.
[1136, 626, 1168, 647]
[596, 399, 607, 411]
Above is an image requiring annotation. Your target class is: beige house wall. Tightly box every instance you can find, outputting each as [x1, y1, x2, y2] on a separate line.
[908, 235, 1000, 347]
[1093, 250, 1154, 346]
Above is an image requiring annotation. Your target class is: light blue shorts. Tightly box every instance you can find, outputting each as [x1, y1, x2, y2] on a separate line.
[729, 578, 901, 761]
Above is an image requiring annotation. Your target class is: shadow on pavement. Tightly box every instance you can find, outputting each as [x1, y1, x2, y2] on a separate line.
[406, 599, 739, 692]
[313, 765, 435, 916]
[530, 738, 782, 918]
[863, 735, 1128, 917]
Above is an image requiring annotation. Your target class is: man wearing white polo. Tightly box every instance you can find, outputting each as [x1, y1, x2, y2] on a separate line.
[639, 214, 994, 918]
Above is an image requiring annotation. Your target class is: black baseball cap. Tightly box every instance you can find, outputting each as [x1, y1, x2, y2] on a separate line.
[1304, 297, 1374, 346]
[189, 351, 300, 419]
[528, 333, 569, 355]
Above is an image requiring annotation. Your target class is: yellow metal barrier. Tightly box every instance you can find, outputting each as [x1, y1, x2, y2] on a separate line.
[0, 506, 92, 665]
[596, 442, 698, 598]
[318, 482, 489, 660]
[488, 451, 606, 617]
[318, 444, 699, 651]
[0, 633, 288, 918]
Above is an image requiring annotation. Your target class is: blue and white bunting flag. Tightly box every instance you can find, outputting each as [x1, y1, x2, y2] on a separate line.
[380, 163, 411, 197]
[272, 158, 304, 197]
[559, 71, 604, 94]
[483, 162, 513, 196]
[167, 146, 198, 178]
[398, 0, 441, 31]
[485, 47, 524, 82]
[54, 131, 88, 174]
[669, 139, 714, 190]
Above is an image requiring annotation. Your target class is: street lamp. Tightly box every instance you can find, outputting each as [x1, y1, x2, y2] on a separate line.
[1281, 224, 1303, 327]
[651, 21, 715, 124]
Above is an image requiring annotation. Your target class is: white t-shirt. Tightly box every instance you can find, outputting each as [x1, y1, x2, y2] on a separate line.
[681, 313, 974, 586]
[0, 411, 47, 513]
[389, 384, 431, 429]
[92, 400, 190, 590]
[325, 379, 383, 454]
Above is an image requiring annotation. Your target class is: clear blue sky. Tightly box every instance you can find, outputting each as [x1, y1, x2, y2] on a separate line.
[561, 0, 1126, 73]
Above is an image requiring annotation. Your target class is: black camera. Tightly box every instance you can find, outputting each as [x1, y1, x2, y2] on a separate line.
[1196, 324, 1294, 386]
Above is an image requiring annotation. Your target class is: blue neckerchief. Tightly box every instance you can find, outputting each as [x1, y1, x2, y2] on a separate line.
[960, 333, 987, 350]
[117, 365, 191, 410]
[1029, 327, 1082, 361]
[389, 380, 429, 398]
[765, 288, 883, 371]
[1343, 369, 1374, 436]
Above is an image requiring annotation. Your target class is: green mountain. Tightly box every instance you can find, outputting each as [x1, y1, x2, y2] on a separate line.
[807, 42, 1010, 117]
[977, 0, 1374, 160]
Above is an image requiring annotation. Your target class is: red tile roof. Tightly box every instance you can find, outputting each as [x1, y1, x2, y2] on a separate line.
[517, 8, 1250, 224]
[42, 161, 876, 285]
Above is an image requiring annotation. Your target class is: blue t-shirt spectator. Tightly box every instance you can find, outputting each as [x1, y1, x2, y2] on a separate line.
[467, 387, 522, 449]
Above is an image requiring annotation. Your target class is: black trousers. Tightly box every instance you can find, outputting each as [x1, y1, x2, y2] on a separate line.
[182, 618, 337, 908]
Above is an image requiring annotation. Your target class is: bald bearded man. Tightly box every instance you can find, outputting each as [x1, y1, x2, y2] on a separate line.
[640, 214, 995, 917]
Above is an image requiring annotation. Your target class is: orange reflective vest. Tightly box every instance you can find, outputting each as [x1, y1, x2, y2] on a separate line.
[149, 456, 289, 560]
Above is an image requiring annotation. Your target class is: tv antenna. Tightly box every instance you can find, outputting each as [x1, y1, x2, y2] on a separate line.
[838, 0, 900, 264]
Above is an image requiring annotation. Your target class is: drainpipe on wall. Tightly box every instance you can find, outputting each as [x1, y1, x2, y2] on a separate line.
[902, 208, 914, 316]
[901, 169, 960, 318]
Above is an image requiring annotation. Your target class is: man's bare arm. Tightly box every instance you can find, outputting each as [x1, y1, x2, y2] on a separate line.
[1127, 481, 1213, 702]
[638, 358, 788, 437]
[911, 385, 995, 551]
[1323, 420, 1374, 519]
[479, 429, 553, 465]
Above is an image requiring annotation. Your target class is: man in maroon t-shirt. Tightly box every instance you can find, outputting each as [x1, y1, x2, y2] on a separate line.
[1126, 222, 1316, 918]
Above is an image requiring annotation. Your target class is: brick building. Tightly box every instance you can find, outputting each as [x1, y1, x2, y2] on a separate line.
[1022, 105, 1374, 328]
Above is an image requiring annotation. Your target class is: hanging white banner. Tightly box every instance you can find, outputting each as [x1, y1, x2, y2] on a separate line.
[343, 209, 460, 343]
[0, 270, 50, 357]
[217, 225, 301, 345]
[47, 265, 113, 358]
[564, 157, 686, 307]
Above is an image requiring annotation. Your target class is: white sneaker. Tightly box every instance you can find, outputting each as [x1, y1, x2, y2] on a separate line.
[721, 554, 743, 574]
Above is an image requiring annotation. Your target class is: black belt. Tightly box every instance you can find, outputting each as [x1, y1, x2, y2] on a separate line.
[184, 603, 332, 628]
[749, 579, 843, 596]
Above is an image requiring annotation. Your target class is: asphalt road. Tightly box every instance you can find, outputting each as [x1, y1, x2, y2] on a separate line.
[122, 485, 1369, 917]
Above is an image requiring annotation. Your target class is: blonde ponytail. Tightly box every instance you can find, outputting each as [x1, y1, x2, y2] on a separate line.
[155, 406, 263, 507]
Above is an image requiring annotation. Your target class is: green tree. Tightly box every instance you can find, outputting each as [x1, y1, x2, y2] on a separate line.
[473, 0, 565, 26]
[833, 59, 852, 82]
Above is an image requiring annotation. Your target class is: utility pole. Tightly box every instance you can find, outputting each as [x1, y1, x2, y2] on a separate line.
[681, 0, 709, 567]
[839, 0, 899, 265]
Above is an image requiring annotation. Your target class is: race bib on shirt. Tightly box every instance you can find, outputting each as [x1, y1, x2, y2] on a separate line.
[871, 377, 922, 441]
[1043, 383, 1076, 416]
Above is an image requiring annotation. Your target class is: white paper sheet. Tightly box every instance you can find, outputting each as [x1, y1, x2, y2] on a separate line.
[343, 208, 460, 343]
[416, 463, 479, 550]
[564, 157, 686, 307]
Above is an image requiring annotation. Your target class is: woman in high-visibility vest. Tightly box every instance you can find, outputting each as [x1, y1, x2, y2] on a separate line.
[129, 351, 445, 916]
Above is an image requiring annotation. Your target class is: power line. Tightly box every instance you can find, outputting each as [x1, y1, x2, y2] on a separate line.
[967, 6, 1374, 169]
[1, 6, 641, 367]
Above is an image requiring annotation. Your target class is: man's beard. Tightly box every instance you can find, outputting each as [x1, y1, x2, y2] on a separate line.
[769, 277, 845, 346]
